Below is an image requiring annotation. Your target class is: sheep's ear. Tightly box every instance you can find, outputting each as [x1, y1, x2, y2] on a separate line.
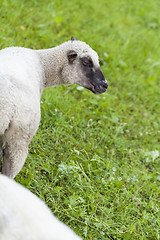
[71, 36, 77, 41]
[67, 50, 77, 63]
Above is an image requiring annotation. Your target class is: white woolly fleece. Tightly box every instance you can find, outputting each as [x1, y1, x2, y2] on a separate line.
[0, 40, 101, 178]
[0, 174, 82, 240]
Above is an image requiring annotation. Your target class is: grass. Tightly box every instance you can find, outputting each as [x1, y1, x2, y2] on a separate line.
[0, 0, 160, 239]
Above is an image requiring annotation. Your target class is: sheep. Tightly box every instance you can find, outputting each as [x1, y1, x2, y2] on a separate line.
[0, 174, 82, 240]
[0, 37, 108, 178]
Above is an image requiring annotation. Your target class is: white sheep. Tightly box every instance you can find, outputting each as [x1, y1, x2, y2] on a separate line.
[0, 174, 82, 240]
[0, 37, 108, 178]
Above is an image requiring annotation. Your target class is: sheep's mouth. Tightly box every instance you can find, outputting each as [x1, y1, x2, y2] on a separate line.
[85, 85, 106, 95]
[89, 82, 108, 95]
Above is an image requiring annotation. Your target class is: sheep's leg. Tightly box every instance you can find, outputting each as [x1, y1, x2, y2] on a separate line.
[0, 137, 3, 171]
[0, 114, 11, 171]
[1, 103, 40, 178]
[2, 140, 29, 179]
[0, 105, 13, 171]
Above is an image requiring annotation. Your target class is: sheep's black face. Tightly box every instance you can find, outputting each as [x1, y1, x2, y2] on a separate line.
[80, 56, 108, 94]
[67, 49, 108, 94]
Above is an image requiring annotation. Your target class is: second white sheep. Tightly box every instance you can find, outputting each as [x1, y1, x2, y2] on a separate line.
[0, 174, 82, 240]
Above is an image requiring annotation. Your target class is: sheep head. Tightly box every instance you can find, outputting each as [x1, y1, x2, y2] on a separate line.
[62, 39, 108, 95]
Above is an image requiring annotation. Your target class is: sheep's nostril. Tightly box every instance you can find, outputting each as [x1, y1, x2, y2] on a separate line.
[102, 80, 108, 89]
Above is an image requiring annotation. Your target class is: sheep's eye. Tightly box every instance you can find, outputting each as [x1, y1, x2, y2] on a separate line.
[81, 57, 93, 68]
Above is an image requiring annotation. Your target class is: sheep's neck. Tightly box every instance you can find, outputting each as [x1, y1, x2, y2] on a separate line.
[37, 46, 65, 88]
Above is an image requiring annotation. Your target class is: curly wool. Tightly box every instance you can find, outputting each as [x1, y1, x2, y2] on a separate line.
[0, 39, 102, 178]
[0, 174, 82, 240]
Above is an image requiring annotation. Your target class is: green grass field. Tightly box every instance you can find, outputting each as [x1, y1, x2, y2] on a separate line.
[0, 0, 160, 239]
